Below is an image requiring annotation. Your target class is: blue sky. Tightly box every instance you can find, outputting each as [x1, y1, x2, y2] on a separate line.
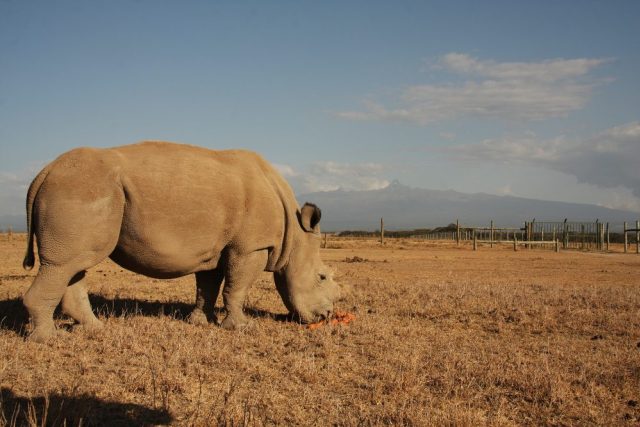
[1, 0, 640, 220]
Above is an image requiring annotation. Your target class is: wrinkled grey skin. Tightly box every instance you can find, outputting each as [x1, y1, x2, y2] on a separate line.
[22, 141, 341, 342]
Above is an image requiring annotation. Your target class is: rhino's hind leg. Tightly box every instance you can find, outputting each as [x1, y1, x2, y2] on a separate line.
[23, 266, 77, 342]
[61, 271, 103, 332]
[189, 269, 224, 326]
[220, 250, 268, 330]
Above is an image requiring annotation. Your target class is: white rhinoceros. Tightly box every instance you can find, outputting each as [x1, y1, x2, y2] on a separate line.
[22, 141, 340, 342]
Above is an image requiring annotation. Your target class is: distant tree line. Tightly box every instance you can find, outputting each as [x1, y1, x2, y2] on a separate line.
[609, 232, 637, 244]
[336, 223, 470, 238]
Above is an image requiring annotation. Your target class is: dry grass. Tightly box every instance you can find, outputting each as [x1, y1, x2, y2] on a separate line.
[1, 233, 639, 426]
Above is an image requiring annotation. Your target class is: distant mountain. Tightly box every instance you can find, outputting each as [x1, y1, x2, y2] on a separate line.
[298, 180, 640, 231]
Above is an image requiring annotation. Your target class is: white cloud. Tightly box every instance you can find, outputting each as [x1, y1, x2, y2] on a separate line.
[446, 132, 568, 163]
[0, 162, 46, 221]
[497, 184, 514, 196]
[444, 121, 640, 200]
[599, 189, 640, 212]
[337, 53, 609, 124]
[439, 131, 456, 141]
[439, 53, 606, 82]
[0, 162, 45, 219]
[273, 163, 297, 178]
[276, 161, 389, 194]
[0, 174, 28, 217]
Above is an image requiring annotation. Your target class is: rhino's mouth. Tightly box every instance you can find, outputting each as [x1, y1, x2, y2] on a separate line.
[291, 308, 333, 324]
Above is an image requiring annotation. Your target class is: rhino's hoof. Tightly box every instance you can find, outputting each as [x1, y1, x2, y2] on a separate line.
[27, 325, 59, 343]
[188, 310, 209, 326]
[220, 315, 248, 330]
[72, 319, 104, 333]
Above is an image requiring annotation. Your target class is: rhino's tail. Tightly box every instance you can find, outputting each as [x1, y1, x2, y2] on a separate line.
[23, 165, 51, 271]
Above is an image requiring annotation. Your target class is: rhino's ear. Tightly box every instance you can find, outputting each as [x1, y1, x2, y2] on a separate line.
[299, 203, 321, 233]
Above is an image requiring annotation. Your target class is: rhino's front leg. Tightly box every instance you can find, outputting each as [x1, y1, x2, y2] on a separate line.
[189, 269, 224, 326]
[220, 250, 267, 330]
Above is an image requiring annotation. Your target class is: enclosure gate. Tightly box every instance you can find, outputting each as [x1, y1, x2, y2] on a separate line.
[523, 220, 608, 251]
[623, 221, 640, 254]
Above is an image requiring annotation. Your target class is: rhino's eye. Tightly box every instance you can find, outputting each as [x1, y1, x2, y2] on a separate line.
[319, 273, 327, 281]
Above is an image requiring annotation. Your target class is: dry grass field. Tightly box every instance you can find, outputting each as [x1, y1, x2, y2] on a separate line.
[1, 233, 639, 426]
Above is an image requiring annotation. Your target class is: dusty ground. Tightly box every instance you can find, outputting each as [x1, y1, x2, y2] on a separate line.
[1, 233, 639, 426]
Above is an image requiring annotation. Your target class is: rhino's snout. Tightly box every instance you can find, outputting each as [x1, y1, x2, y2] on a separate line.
[315, 308, 333, 323]
[293, 302, 334, 324]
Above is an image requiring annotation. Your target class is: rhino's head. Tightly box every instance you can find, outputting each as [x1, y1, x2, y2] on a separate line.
[274, 203, 341, 323]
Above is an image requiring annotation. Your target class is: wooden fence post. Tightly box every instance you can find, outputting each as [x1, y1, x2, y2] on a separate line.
[555, 238, 559, 253]
[636, 220, 639, 254]
[473, 228, 477, 251]
[596, 222, 601, 251]
[531, 219, 535, 243]
[456, 219, 460, 246]
[513, 235, 517, 251]
[490, 220, 494, 248]
[624, 222, 628, 253]
[563, 218, 568, 249]
[606, 222, 610, 252]
[380, 217, 384, 245]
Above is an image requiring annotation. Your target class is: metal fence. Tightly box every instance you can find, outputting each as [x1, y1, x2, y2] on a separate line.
[524, 220, 607, 250]
[333, 218, 640, 253]
[413, 219, 613, 252]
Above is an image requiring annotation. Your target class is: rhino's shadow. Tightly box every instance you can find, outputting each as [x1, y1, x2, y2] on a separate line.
[89, 295, 194, 319]
[0, 297, 29, 335]
[89, 295, 291, 323]
[0, 387, 172, 427]
[0, 295, 291, 337]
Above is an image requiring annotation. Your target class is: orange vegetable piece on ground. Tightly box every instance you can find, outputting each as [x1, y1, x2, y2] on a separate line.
[307, 321, 325, 330]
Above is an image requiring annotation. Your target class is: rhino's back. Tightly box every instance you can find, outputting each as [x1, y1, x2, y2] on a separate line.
[108, 141, 288, 277]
